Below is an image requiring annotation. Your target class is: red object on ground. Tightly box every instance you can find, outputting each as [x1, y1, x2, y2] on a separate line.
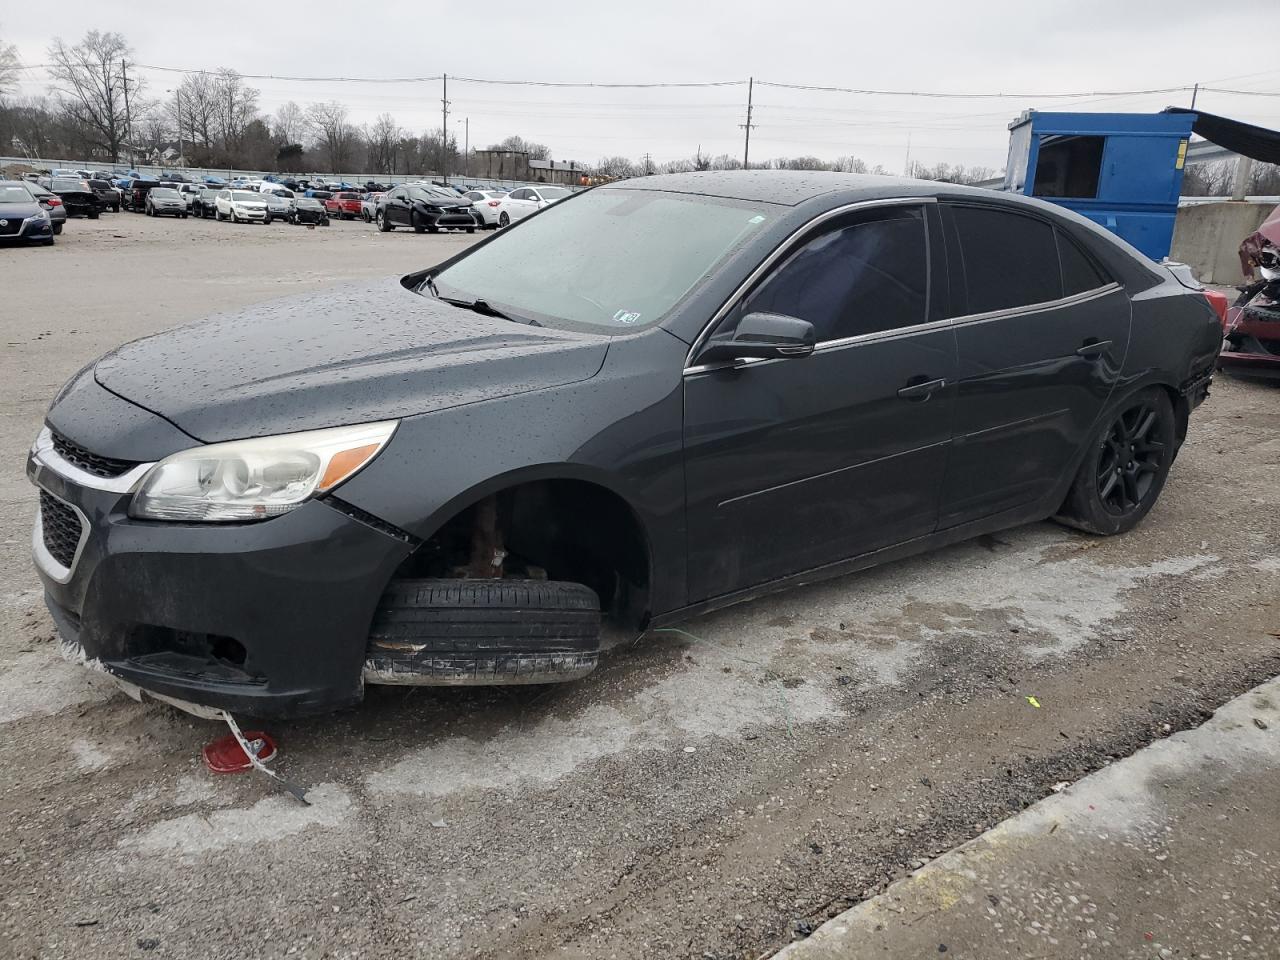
[202, 731, 278, 774]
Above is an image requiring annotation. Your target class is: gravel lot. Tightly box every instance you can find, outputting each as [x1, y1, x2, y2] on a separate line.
[1, 214, 1278, 960]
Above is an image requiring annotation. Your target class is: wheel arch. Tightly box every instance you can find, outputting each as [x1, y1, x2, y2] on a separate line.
[385, 463, 658, 632]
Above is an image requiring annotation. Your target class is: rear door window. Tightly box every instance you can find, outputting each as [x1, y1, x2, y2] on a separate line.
[949, 205, 1062, 314]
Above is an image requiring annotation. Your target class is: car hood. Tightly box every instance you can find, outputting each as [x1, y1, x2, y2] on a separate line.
[0, 200, 41, 218]
[92, 278, 609, 443]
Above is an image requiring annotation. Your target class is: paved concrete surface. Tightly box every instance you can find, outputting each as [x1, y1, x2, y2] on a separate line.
[775, 677, 1280, 960]
[1, 215, 1279, 959]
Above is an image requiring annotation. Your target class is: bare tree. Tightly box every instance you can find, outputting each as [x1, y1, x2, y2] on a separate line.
[595, 155, 635, 179]
[172, 71, 218, 150]
[490, 133, 550, 160]
[831, 155, 868, 173]
[708, 153, 742, 170]
[3, 95, 55, 156]
[212, 68, 258, 158]
[367, 112, 401, 175]
[0, 31, 19, 99]
[273, 101, 304, 145]
[140, 105, 169, 153]
[46, 30, 133, 161]
[307, 100, 358, 170]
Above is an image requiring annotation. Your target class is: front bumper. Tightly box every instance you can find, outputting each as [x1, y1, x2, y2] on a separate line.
[27, 427, 414, 717]
[0, 215, 53, 241]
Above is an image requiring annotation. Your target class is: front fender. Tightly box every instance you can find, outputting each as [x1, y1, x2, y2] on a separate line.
[332, 330, 690, 614]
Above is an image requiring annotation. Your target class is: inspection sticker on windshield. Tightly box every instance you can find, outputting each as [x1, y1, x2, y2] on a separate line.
[612, 309, 642, 325]
[748, 215, 766, 224]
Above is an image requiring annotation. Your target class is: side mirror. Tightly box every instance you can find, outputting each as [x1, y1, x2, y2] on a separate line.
[696, 312, 817, 365]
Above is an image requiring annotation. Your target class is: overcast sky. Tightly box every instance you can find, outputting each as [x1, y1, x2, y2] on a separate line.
[5, 0, 1279, 171]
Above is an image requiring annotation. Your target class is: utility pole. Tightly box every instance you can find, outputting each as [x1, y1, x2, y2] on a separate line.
[121, 59, 134, 167]
[1190, 82, 1199, 109]
[457, 116, 469, 179]
[441, 73, 450, 184]
[904, 131, 913, 177]
[643, 152, 653, 176]
[740, 76, 755, 169]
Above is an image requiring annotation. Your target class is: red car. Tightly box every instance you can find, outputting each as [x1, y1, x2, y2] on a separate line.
[1221, 206, 1280, 379]
[324, 191, 363, 220]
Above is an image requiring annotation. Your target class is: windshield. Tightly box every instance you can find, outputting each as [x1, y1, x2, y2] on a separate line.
[0, 185, 33, 203]
[408, 186, 451, 202]
[433, 188, 771, 332]
[151, 188, 180, 198]
[232, 191, 260, 202]
[537, 187, 570, 200]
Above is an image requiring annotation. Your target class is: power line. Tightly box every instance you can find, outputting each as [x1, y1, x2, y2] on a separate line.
[24, 60, 1280, 101]
[754, 80, 1199, 99]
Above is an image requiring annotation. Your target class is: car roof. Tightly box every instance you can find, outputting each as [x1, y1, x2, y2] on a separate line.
[604, 170, 987, 207]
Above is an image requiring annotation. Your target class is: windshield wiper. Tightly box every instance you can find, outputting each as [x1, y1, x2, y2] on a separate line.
[441, 295, 541, 326]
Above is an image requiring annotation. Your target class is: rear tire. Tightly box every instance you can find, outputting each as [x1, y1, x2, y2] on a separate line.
[377, 210, 390, 232]
[498, 211, 510, 228]
[366, 579, 602, 686]
[88, 210, 99, 220]
[52, 223, 62, 235]
[1054, 387, 1176, 536]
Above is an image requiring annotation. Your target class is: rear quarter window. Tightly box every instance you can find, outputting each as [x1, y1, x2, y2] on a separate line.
[1057, 229, 1113, 295]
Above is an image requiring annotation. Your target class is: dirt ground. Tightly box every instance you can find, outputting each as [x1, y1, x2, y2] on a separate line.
[1, 214, 1278, 960]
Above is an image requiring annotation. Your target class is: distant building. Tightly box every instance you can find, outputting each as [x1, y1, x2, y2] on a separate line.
[472, 149, 588, 185]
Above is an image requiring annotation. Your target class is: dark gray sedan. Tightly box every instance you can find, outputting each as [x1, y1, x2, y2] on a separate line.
[27, 172, 1221, 719]
[0, 181, 55, 244]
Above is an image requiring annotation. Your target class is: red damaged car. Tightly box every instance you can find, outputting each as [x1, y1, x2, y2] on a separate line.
[324, 191, 363, 220]
[1221, 205, 1280, 379]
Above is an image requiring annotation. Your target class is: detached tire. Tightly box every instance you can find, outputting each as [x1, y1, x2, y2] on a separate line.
[366, 579, 601, 686]
[1054, 387, 1176, 536]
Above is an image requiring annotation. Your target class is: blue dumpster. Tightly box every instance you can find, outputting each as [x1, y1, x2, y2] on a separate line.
[1003, 110, 1195, 261]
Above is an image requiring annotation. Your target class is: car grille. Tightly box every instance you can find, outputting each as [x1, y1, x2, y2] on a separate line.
[40, 491, 83, 569]
[51, 431, 138, 478]
[0, 218, 22, 236]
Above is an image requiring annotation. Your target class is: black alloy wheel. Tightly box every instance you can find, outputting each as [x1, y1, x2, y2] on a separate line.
[1096, 398, 1166, 516]
[1055, 387, 1176, 536]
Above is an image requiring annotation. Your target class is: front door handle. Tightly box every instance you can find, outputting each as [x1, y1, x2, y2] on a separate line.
[1076, 339, 1112, 358]
[897, 377, 947, 401]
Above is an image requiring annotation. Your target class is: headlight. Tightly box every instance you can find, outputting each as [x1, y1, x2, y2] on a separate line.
[130, 421, 397, 522]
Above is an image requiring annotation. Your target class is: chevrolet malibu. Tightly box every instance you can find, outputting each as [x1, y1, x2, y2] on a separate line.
[28, 172, 1222, 719]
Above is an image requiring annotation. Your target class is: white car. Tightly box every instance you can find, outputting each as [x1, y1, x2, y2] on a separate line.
[215, 189, 271, 224]
[177, 183, 203, 211]
[463, 189, 509, 228]
[494, 185, 571, 227]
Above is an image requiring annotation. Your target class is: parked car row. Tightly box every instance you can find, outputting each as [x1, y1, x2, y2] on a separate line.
[9, 166, 577, 241]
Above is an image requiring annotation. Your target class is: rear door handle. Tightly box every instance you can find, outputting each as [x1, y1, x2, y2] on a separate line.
[897, 377, 947, 401]
[1075, 339, 1112, 358]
